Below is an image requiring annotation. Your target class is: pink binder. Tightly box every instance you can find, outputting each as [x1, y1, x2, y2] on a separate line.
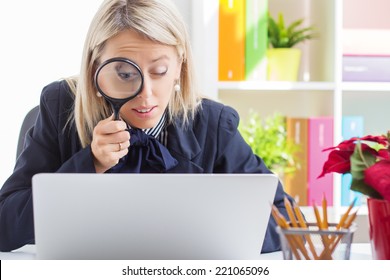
[307, 117, 334, 206]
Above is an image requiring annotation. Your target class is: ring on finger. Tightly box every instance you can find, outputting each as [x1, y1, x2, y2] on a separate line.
[118, 142, 122, 151]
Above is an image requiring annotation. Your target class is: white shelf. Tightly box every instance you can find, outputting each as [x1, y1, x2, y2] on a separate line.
[218, 81, 335, 91]
[342, 82, 390, 92]
[218, 81, 390, 92]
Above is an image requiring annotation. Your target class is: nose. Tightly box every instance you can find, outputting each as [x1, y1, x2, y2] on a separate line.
[137, 75, 153, 99]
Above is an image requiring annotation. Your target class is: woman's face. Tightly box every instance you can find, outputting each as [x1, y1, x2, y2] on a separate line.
[98, 29, 182, 129]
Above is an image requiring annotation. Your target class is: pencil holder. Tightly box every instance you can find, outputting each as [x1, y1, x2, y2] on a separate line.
[276, 223, 357, 260]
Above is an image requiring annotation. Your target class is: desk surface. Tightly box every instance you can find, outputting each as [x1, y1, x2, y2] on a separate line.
[0, 243, 372, 260]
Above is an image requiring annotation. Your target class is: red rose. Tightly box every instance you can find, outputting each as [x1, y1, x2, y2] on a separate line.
[320, 132, 390, 202]
[318, 137, 386, 178]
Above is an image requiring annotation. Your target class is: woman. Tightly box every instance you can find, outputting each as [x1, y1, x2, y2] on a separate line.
[0, 0, 294, 253]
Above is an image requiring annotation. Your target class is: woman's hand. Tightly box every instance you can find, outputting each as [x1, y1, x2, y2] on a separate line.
[91, 115, 130, 173]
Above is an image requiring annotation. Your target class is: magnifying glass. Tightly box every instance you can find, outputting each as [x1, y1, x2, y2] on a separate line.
[94, 57, 144, 120]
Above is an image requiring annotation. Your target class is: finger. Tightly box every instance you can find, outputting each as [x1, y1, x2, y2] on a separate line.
[95, 116, 127, 135]
[113, 140, 131, 152]
[109, 147, 129, 165]
[115, 146, 129, 158]
[94, 145, 128, 170]
[116, 140, 130, 151]
[113, 130, 131, 144]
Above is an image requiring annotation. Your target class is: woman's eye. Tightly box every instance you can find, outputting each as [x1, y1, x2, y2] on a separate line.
[117, 71, 140, 81]
[152, 67, 168, 76]
[118, 72, 131, 79]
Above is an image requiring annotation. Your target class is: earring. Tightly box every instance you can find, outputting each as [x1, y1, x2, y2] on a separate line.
[174, 83, 181, 93]
[96, 91, 102, 97]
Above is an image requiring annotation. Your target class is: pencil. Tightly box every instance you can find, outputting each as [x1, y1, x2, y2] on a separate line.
[343, 211, 358, 229]
[313, 201, 332, 259]
[337, 198, 356, 229]
[293, 202, 319, 260]
[328, 198, 356, 244]
[312, 202, 323, 228]
[328, 211, 358, 255]
[283, 197, 311, 259]
[318, 209, 358, 259]
[284, 196, 298, 227]
[322, 194, 328, 229]
[271, 206, 302, 260]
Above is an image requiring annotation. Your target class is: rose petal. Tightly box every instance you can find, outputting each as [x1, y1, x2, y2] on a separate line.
[322, 138, 358, 152]
[318, 149, 352, 178]
[364, 160, 390, 202]
[361, 135, 388, 146]
[378, 149, 390, 160]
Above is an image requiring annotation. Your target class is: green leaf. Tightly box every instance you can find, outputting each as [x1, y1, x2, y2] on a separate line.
[267, 12, 317, 48]
[268, 15, 280, 48]
[350, 177, 382, 199]
[350, 142, 375, 179]
[350, 142, 382, 198]
[287, 18, 305, 34]
[277, 13, 285, 31]
[238, 112, 299, 176]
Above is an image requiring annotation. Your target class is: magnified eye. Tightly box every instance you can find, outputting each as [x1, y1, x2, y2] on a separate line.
[116, 67, 140, 82]
[117, 71, 134, 80]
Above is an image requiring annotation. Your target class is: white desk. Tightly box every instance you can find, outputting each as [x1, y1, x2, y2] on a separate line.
[0, 245, 36, 260]
[0, 243, 372, 260]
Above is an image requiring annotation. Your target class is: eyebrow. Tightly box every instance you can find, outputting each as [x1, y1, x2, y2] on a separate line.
[150, 55, 170, 63]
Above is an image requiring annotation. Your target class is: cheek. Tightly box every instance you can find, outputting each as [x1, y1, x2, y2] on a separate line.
[155, 81, 174, 105]
[150, 76, 175, 99]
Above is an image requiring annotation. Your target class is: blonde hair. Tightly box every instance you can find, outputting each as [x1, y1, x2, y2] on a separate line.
[66, 0, 201, 147]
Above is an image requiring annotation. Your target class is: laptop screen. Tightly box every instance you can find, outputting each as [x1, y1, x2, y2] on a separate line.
[32, 173, 278, 259]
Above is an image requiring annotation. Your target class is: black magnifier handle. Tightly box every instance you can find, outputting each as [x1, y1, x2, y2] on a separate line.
[111, 103, 122, 121]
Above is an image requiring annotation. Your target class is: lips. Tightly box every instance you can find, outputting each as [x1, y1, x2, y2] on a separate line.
[133, 106, 156, 114]
[136, 108, 152, 113]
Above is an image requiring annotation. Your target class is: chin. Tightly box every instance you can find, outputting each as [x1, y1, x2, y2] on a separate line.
[131, 119, 158, 130]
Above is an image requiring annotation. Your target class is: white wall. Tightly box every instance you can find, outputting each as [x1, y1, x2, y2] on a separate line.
[0, 0, 101, 186]
[0, 0, 217, 186]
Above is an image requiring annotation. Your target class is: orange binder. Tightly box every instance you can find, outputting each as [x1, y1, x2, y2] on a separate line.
[284, 117, 309, 206]
[218, 0, 246, 81]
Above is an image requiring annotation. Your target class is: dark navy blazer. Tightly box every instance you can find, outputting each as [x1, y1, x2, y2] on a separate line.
[0, 80, 293, 253]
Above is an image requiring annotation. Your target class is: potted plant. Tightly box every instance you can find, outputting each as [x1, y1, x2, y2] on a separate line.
[267, 12, 316, 81]
[319, 132, 390, 259]
[239, 111, 298, 179]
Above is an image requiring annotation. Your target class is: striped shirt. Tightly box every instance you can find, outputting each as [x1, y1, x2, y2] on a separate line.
[128, 111, 168, 146]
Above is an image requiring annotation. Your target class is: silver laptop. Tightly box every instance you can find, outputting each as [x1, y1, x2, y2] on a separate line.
[32, 173, 278, 260]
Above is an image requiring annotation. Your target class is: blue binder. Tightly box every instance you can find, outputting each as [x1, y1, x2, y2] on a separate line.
[341, 116, 364, 206]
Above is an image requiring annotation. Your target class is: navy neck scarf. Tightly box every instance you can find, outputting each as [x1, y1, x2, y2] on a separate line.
[108, 124, 178, 173]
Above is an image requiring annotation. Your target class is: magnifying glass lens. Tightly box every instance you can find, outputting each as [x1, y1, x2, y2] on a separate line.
[96, 60, 143, 99]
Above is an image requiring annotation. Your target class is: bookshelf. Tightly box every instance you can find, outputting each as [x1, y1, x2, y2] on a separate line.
[187, 0, 390, 209]
[214, 0, 390, 210]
